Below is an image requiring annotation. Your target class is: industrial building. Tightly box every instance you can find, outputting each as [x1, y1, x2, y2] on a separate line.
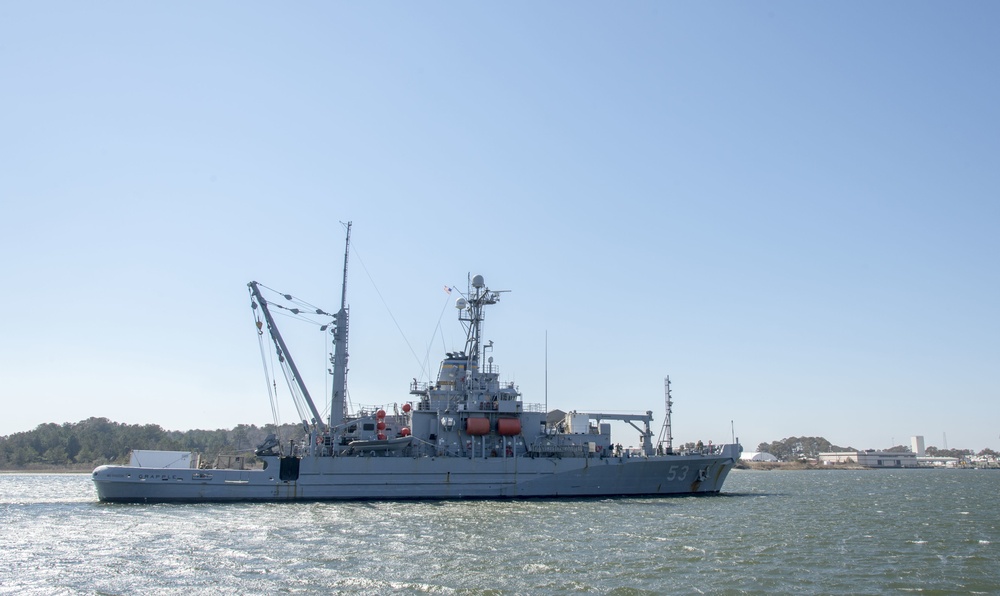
[818, 450, 919, 468]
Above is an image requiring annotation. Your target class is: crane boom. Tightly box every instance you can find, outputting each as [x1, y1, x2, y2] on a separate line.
[248, 281, 325, 429]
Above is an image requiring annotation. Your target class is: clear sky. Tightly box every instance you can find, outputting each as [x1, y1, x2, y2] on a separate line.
[2, 2, 997, 452]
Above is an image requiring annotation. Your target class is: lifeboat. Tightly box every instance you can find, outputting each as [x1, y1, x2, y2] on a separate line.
[346, 436, 412, 453]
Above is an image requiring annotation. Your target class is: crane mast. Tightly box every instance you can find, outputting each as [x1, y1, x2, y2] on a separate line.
[329, 222, 351, 428]
[657, 376, 674, 454]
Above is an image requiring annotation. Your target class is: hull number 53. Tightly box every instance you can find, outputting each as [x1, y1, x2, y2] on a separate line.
[667, 465, 689, 481]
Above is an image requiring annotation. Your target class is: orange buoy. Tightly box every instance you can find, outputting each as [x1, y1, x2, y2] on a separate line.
[402, 403, 412, 413]
[376, 409, 386, 419]
[377, 421, 386, 431]
[400, 427, 411, 436]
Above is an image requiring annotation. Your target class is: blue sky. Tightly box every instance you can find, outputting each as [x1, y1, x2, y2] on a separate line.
[2, 2, 997, 452]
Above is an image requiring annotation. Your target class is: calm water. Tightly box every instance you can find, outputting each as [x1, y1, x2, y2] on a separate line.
[2, 469, 998, 594]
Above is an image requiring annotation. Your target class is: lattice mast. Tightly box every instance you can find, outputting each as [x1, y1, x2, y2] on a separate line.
[458, 275, 502, 365]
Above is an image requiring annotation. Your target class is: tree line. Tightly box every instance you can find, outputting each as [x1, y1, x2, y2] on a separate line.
[756, 436, 998, 461]
[5, 421, 997, 470]
[0, 418, 300, 470]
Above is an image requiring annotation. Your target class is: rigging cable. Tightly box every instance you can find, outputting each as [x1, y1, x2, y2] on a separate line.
[257, 283, 332, 318]
[350, 240, 428, 377]
[256, 291, 313, 425]
[421, 291, 456, 383]
[251, 303, 282, 441]
[255, 284, 337, 425]
[275, 350, 311, 426]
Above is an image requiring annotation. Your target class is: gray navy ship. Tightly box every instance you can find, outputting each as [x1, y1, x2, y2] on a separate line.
[93, 224, 742, 502]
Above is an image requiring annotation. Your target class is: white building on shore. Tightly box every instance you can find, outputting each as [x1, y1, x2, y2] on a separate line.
[740, 452, 779, 462]
[818, 450, 919, 468]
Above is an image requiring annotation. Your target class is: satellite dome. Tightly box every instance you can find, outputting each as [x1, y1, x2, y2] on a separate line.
[472, 274, 485, 288]
[455, 298, 468, 310]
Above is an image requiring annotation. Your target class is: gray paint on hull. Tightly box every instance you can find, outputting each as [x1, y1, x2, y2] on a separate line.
[93, 454, 736, 503]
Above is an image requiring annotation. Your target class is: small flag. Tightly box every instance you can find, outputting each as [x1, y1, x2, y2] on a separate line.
[443, 285, 452, 294]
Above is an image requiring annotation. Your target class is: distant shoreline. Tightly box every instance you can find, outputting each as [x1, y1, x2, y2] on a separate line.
[737, 462, 868, 471]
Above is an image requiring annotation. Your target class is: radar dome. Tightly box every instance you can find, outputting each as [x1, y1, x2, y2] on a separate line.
[455, 298, 468, 310]
[472, 274, 485, 288]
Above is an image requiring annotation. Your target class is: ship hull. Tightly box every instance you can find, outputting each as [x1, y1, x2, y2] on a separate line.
[93, 453, 737, 503]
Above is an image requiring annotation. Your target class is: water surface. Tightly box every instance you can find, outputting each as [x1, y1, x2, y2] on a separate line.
[2, 469, 997, 594]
